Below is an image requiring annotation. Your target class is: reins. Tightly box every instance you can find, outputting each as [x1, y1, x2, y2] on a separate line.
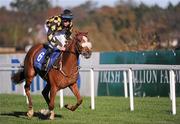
[56, 37, 80, 78]
[65, 37, 81, 55]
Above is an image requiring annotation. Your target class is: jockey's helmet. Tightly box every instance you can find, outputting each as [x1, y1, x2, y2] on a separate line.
[61, 9, 73, 21]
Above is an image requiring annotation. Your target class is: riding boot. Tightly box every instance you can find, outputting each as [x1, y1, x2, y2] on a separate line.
[42, 47, 53, 71]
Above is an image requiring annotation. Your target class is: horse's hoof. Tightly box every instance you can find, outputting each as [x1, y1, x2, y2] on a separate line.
[40, 109, 50, 116]
[49, 111, 55, 120]
[27, 108, 34, 118]
[64, 104, 76, 111]
[40, 109, 55, 119]
[64, 104, 68, 108]
[64, 104, 72, 109]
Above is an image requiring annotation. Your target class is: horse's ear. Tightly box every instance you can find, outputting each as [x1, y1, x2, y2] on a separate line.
[84, 32, 88, 36]
[75, 30, 79, 35]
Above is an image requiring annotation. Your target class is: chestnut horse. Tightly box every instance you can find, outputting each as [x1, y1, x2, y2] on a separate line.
[11, 32, 92, 119]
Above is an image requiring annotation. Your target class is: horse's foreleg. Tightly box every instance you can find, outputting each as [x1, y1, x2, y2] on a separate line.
[65, 83, 82, 111]
[24, 80, 34, 118]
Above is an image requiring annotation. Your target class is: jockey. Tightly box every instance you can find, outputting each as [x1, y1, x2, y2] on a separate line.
[42, 9, 73, 71]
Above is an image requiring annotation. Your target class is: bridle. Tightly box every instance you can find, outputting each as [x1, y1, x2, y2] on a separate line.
[64, 35, 83, 56]
[56, 37, 81, 78]
[55, 33, 91, 79]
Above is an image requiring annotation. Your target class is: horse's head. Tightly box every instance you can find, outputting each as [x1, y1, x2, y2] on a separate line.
[74, 31, 92, 59]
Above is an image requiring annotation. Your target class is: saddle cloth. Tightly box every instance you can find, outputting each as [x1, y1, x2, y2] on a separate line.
[34, 47, 60, 71]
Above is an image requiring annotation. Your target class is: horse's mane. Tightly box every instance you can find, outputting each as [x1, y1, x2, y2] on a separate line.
[74, 31, 88, 38]
[65, 31, 88, 51]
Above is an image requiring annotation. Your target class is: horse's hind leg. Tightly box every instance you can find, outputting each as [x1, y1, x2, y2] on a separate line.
[24, 70, 36, 118]
[24, 79, 34, 118]
[65, 82, 82, 111]
[47, 86, 57, 120]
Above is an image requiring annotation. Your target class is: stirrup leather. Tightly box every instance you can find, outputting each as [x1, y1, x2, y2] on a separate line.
[42, 58, 50, 71]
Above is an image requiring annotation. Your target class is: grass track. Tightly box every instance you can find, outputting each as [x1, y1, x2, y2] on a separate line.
[0, 94, 180, 124]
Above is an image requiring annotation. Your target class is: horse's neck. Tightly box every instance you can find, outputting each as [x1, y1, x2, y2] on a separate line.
[63, 52, 78, 66]
[62, 41, 79, 73]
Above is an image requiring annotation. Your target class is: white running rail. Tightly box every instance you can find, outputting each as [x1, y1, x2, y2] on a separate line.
[0, 64, 179, 115]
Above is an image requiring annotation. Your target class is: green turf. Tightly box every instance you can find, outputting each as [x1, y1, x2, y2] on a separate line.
[0, 94, 180, 124]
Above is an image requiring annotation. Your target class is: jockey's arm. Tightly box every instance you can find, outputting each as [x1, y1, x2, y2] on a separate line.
[47, 30, 58, 48]
[45, 16, 70, 51]
[57, 45, 66, 51]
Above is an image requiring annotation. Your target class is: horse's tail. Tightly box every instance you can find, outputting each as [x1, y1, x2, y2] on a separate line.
[11, 68, 25, 84]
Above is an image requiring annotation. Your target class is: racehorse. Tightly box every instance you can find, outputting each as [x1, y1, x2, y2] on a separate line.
[11, 31, 92, 120]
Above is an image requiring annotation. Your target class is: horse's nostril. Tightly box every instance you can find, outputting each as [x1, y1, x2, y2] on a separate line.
[83, 52, 91, 59]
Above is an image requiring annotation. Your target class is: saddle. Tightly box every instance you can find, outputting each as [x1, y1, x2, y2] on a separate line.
[34, 46, 61, 71]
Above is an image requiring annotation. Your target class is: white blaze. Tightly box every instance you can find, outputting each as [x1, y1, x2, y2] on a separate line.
[82, 36, 92, 49]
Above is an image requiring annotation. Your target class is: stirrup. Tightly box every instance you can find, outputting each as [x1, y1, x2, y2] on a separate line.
[42, 64, 47, 71]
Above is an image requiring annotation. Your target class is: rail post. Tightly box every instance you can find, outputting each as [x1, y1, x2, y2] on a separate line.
[123, 70, 128, 98]
[90, 68, 95, 110]
[170, 70, 176, 115]
[128, 69, 134, 111]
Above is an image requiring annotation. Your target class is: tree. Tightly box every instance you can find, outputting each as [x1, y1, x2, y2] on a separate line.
[115, 0, 138, 8]
[10, 0, 51, 14]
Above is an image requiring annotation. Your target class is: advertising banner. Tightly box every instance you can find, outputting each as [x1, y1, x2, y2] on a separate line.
[98, 50, 180, 96]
